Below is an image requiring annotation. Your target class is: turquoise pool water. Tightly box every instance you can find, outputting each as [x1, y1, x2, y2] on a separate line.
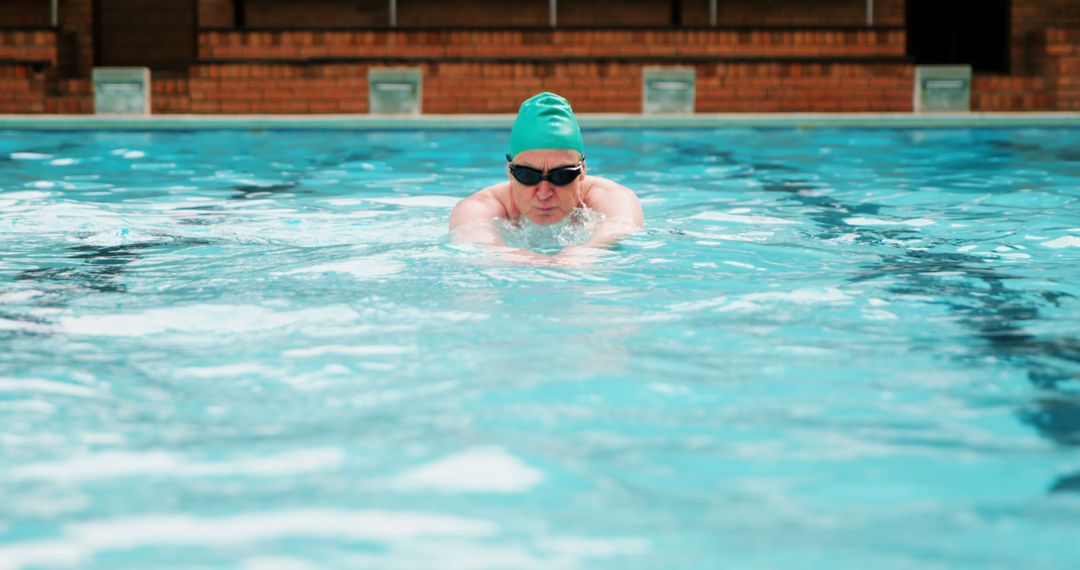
[1, 126, 1079, 569]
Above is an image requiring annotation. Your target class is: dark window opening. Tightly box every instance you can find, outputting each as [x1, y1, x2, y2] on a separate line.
[906, 0, 1011, 73]
[94, 0, 196, 73]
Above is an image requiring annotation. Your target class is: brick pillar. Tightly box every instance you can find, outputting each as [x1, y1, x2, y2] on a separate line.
[59, 0, 95, 77]
[1047, 28, 1080, 111]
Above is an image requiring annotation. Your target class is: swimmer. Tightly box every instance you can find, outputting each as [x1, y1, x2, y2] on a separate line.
[450, 92, 644, 263]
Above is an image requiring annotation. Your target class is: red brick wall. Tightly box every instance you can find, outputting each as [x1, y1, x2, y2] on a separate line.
[178, 58, 912, 114]
[1013, 0, 1080, 74]
[199, 28, 906, 59]
[1044, 27, 1080, 110]
[698, 61, 912, 111]
[0, 0, 52, 27]
[0, 64, 47, 113]
[8, 0, 1080, 114]
[0, 30, 59, 64]
[971, 75, 1052, 111]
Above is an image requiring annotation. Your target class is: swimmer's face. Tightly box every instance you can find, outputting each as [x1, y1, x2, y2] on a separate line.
[507, 149, 586, 225]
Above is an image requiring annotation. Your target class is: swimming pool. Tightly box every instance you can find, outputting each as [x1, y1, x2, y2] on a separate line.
[1, 125, 1078, 568]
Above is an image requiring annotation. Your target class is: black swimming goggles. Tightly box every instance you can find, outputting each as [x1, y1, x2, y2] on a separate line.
[506, 154, 584, 187]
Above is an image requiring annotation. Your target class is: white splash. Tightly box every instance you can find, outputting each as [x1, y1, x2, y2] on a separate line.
[9, 152, 52, 160]
[366, 196, 461, 208]
[497, 207, 603, 250]
[394, 447, 544, 493]
[10, 448, 344, 481]
[1041, 236, 1080, 249]
[0, 291, 40, 304]
[723, 261, 766, 271]
[670, 287, 852, 313]
[59, 305, 359, 336]
[862, 309, 899, 321]
[0, 318, 53, 334]
[0, 378, 98, 398]
[242, 557, 319, 570]
[844, 217, 935, 227]
[0, 510, 498, 570]
[178, 363, 278, 379]
[690, 211, 797, 225]
[277, 258, 405, 280]
[283, 345, 413, 358]
[683, 230, 774, 242]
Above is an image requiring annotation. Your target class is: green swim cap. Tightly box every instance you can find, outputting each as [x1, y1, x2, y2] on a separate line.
[508, 92, 584, 159]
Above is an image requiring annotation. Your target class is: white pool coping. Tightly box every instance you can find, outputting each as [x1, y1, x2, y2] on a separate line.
[1, 112, 1079, 129]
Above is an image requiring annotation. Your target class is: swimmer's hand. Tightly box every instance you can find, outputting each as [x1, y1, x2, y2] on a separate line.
[580, 217, 642, 249]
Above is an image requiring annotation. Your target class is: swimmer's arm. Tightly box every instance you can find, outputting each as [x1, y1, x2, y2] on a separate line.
[551, 185, 643, 266]
[574, 183, 645, 250]
[449, 191, 559, 266]
[449, 194, 506, 246]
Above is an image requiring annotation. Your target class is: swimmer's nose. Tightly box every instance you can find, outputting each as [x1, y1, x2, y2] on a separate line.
[534, 182, 555, 200]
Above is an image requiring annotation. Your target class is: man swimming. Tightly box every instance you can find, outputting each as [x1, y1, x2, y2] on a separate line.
[449, 92, 644, 260]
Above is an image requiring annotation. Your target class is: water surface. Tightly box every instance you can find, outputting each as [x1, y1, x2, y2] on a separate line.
[1, 127, 1079, 569]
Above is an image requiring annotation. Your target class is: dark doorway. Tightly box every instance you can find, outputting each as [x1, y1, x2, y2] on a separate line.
[94, 0, 196, 73]
[907, 0, 1011, 73]
[911, 0, 1010, 73]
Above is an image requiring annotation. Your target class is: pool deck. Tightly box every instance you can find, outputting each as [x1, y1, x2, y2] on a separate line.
[2, 113, 1079, 130]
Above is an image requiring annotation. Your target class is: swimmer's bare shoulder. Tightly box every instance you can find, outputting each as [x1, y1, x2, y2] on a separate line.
[449, 182, 511, 244]
[580, 176, 645, 247]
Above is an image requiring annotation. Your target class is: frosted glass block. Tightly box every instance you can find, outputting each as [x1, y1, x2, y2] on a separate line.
[369, 68, 422, 115]
[643, 67, 695, 114]
[93, 67, 151, 115]
[915, 65, 972, 113]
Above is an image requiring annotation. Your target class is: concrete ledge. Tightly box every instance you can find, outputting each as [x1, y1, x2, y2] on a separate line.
[1, 112, 1079, 130]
